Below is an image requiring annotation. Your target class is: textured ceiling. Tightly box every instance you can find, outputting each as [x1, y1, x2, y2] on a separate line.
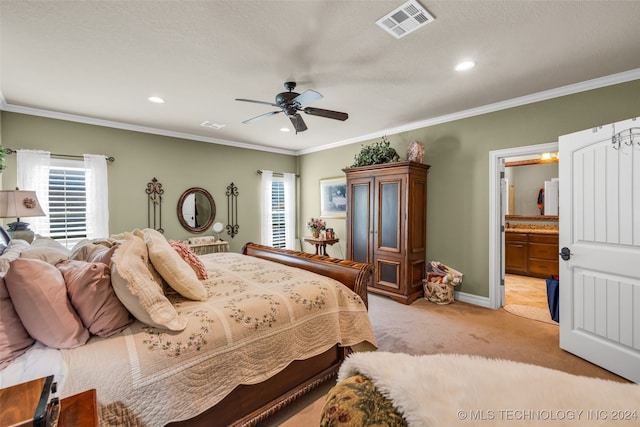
[1, 1, 640, 155]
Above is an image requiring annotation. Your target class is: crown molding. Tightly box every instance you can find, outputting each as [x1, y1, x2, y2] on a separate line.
[296, 68, 640, 155]
[2, 69, 638, 157]
[0, 99, 297, 156]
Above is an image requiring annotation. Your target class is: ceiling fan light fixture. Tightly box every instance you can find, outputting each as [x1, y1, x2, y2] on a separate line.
[147, 96, 165, 104]
[455, 60, 476, 72]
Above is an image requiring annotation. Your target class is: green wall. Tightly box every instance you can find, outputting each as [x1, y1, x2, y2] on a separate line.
[2, 79, 639, 298]
[299, 80, 640, 298]
[0, 112, 297, 253]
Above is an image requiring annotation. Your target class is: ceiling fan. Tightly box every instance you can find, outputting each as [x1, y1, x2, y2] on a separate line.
[235, 82, 348, 133]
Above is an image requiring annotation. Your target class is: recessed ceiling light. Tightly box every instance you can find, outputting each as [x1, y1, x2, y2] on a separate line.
[147, 96, 165, 104]
[280, 128, 290, 132]
[455, 60, 476, 72]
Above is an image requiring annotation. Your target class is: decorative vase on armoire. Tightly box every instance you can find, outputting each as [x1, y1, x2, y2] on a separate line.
[343, 161, 430, 304]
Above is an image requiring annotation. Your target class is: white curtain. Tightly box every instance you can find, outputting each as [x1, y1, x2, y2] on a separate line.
[84, 154, 109, 238]
[283, 172, 296, 250]
[16, 150, 51, 235]
[260, 170, 273, 246]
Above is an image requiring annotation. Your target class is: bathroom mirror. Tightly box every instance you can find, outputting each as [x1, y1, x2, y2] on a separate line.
[177, 187, 216, 233]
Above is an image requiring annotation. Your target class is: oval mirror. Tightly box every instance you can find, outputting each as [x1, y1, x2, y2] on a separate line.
[177, 187, 216, 233]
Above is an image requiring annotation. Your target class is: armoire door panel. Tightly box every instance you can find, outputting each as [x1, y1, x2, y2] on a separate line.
[351, 182, 371, 263]
[376, 259, 401, 290]
[377, 178, 402, 252]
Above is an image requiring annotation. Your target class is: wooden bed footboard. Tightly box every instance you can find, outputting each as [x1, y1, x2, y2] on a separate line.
[168, 243, 374, 427]
[242, 242, 373, 308]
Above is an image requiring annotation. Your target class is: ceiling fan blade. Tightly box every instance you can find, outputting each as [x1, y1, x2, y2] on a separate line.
[243, 110, 281, 124]
[289, 114, 308, 133]
[303, 107, 349, 121]
[235, 98, 279, 107]
[293, 89, 323, 108]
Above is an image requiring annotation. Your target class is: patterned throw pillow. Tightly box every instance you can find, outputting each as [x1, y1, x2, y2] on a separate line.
[168, 240, 208, 280]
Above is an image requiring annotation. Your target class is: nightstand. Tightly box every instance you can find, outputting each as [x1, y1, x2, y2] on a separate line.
[58, 389, 98, 427]
[0, 377, 98, 427]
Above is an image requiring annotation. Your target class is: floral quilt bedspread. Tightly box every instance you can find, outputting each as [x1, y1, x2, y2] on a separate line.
[60, 252, 378, 427]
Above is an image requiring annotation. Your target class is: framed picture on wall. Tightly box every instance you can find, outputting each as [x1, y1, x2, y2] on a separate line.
[320, 177, 347, 218]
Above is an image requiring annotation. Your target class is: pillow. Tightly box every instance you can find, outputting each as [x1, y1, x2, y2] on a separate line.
[169, 240, 208, 280]
[20, 237, 70, 265]
[0, 239, 31, 274]
[87, 243, 119, 266]
[0, 275, 35, 369]
[57, 260, 132, 337]
[4, 258, 89, 349]
[69, 239, 98, 261]
[144, 228, 207, 301]
[110, 234, 187, 331]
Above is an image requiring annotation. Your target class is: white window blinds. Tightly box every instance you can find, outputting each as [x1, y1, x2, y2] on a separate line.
[48, 159, 87, 247]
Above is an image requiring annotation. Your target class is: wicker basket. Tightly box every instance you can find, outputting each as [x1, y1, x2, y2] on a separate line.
[423, 280, 455, 305]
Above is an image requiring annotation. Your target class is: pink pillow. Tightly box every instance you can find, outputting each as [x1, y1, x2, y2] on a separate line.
[4, 258, 89, 349]
[0, 275, 34, 369]
[169, 240, 208, 280]
[57, 260, 132, 337]
[87, 244, 119, 266]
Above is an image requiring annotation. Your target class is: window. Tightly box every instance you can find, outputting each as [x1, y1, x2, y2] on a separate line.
[17, 150, 109, 248]
[271, 179, 286, 248]
[261, 171, 296, 249]
[48, 159, 87, 248]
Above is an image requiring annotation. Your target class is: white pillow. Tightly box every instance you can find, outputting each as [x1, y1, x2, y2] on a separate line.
[110, 233, 187, 331]
[19, 237, 70, 265]
[143, 228, 207, 301]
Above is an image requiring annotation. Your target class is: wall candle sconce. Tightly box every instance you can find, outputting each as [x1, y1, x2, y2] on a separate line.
[146, 177, 164, 233]
[226, 182, 239, 238]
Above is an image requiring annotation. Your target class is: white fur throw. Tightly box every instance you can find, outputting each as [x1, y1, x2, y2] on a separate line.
[338, 352, 639, 426]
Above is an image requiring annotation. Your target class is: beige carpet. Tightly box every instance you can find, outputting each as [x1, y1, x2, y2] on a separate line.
[255, 293, 626, 426]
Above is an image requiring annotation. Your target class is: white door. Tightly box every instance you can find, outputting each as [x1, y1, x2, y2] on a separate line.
[559, 117, 640, 383]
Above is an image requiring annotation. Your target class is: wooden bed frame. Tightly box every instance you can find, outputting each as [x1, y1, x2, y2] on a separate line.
[167, 243, 374, 427]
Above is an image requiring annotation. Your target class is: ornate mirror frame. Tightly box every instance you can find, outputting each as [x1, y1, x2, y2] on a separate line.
[177, 187, 216, 233]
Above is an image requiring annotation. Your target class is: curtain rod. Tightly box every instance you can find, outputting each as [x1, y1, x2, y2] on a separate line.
[3, 148, 115, 163]
[257, 170, 299, 177]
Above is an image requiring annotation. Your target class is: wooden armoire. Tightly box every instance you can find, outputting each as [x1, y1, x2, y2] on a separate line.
[343, 161, 429, 304]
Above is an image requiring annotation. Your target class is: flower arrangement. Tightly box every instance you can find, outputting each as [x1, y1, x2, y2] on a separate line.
[307, 217, 326, 237]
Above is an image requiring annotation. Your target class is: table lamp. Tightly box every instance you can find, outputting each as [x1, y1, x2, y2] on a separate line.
[0, 190, 46, 243]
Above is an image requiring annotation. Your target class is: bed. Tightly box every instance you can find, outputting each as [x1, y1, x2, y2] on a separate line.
[0, 230, 377, 427]
[320, 352, 640, 427]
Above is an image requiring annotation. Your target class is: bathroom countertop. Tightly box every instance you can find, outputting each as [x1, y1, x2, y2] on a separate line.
[506, 228, 558, 235]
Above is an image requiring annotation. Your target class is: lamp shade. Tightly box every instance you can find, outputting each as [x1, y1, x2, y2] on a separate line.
[0, 190, 46, 219]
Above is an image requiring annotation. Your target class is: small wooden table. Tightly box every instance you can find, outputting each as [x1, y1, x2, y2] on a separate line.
[187, 240, 230, 255]
[0, 377, 98, 427]
[58, 389, 99, 427]
[304, 236, 339, 256]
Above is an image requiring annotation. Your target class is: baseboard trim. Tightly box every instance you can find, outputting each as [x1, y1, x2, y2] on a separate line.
[454, 291, 492, 309]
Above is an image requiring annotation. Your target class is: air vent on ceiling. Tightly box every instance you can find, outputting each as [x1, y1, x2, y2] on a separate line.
[376, 0, 435, 39]
[201, 120, 226, 129]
